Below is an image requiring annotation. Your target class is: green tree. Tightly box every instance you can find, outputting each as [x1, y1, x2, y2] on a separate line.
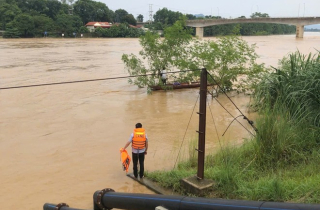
[45, 0, 63, 20]
[105, 25, 119, 37]
[0, 2, 21, 30]
[79, 25, 89, 33]
[57, 2, 69, 14]
[73, 0, 113, 24]
[122, 18, 264, 94]
[127, 27, 144, 37]
[117, 23, 129, 37]
[56, 14, 82, 36]
[15, 0, 48, 14]
[123, 14, 137, 25]
[181, 36, 265, 96]
[3, 22, 19, 38]
[12, 13, 35, 37]
[122, 18, 192, 92]
[137, 14, 143, 22]
[186, 14, 196, 20]
[250, 12, 269, 18]
[153, 8, 183, 26]
[33, 14, 55, 37]
[94, 2, 114, 22]
[94, 26, 104, 37]
[114, 9, 128, 23]
[31, 0, 48, 13]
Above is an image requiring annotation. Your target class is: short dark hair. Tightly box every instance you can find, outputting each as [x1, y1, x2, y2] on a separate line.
[135, 123, 142, 128]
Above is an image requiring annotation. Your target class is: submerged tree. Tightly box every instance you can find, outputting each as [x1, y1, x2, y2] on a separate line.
[122, 18, 192, 92]
[122, 18, 265, 95]
[179, 36, 265, 96]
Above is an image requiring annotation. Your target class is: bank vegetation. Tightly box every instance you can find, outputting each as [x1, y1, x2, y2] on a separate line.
[146, 51, 320, 203]
[1, 0, 295, 38]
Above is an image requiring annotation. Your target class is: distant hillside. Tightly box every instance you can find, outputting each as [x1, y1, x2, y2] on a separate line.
[194, 14, 205, 18]
[305, 24, 320, 29]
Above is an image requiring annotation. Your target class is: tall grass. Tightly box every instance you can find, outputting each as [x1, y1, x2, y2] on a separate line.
[147, 51, 320, 203]
[254, 51, 320, 127]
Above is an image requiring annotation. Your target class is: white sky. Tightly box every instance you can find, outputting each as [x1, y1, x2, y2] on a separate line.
[98, 0, 320, 19]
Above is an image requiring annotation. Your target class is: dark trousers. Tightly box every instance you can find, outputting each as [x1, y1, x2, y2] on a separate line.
[132, 152, 145, 178]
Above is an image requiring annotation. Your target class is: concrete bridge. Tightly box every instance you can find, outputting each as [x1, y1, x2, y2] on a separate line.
[186, 17, 320, 38]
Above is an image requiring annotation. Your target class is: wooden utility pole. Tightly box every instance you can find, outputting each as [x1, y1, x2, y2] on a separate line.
[181, 68, 214, 193]
[197, 68, 207, 180]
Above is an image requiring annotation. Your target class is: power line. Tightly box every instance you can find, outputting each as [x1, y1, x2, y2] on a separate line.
[208, 101, 228, 164]
[173, 94, 199, 169]
[213, 97, 255, 137]
[0, 69, 200, 90]
[206, 71, 258, 134]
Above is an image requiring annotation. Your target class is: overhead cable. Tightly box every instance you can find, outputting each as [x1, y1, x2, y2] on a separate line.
[0, 69, 201, 90]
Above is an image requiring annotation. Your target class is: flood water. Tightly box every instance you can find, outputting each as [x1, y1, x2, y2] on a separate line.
[0, 32, 319, 209]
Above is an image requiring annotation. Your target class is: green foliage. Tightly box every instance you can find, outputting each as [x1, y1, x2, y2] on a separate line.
[148, 113, 320, 202]
[3, 22, 19, 38]
[146, 170, 195, 192]
[0, 1, 21, 30]
[147, 51, 320, 203]
[250, 12, 270, 18]
[0, 3, 296, 39]
[45, 0, 63, 20]
[136, 14, 143, 22]
[183, 36, 265, 95]
[153, 8, 183, 29]
[105, 25, 119, 37]
[123, 14, 137, 26]
[55, 14, 82, 36]
[122, 18, 264, 94]
[93, 26, 104, 37]
[114, 9, 128, 23]
[13, 14, 35, 37]
[186, 14, 196, 20]
[202, 13, 295, 37]
[122, 18, 193, 92]
[73, 0, 114, 24]
[33, 14, 55, 37]
[1, 0, 139, 38]
[205, 23, 296, 37]
[254, 51, 320, 127]
[79, 26, 89, 33]
[91, 24, 144, 38]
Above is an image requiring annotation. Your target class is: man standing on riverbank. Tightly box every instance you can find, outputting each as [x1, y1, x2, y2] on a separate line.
[122, 123, 148, 178]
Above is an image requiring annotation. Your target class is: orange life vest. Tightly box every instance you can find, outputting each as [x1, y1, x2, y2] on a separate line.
[120, 148, 131, 173]
[132, 128, 146, 150]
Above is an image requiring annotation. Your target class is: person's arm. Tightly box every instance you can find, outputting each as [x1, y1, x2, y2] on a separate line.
[123, 141, 130, 151]
[145, 141, 148, 155]
[121, 134, 133, 152]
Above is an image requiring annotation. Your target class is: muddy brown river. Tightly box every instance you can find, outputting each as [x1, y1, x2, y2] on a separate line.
[0, 33, 319, 209]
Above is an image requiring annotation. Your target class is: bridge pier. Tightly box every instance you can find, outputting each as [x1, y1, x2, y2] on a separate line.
[196, 27, 204, 39]
[296, 25, 304, 38]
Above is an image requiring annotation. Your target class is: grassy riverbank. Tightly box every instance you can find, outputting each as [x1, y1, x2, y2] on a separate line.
[146, 51, 320, 203]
